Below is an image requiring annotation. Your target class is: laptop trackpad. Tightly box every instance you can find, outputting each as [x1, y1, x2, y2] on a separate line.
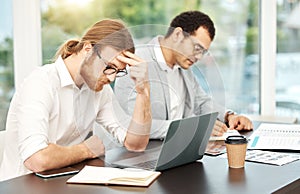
[107, 148, 160, 169]
[101, 143, 161, 167]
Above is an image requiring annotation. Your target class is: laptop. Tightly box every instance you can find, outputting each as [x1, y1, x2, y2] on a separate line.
[102, 112, 218, 171]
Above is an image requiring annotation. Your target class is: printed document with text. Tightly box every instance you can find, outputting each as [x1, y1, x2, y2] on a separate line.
[248, 123, 300, 150]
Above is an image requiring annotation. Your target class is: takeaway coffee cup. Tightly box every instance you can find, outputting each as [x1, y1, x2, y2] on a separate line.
[225, 135, 248, 168]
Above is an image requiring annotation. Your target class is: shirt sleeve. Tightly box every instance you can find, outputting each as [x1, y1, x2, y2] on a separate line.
[15, 69, 53, 162]
[191, 73, 226, 121]
[95, 86, 130, 144]
[149, 119, 172, 139]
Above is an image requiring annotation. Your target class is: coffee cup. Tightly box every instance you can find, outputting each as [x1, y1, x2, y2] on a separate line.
[225, 135, 248, 168]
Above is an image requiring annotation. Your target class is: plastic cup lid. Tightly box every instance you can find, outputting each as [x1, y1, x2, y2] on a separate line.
[225, 135, 248, 144]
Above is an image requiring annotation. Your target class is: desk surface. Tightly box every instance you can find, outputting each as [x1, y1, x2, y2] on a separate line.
[1, 125, 300, 194]
[0, 156, 299, 194]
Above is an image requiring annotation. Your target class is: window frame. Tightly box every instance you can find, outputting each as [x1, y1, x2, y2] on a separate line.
[260, 0, 276, 115]
[12, 0, 42, 90]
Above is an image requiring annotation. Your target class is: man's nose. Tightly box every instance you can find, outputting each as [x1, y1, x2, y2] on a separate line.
[106, 73, 117, 82]
[194, 53, 203, 60]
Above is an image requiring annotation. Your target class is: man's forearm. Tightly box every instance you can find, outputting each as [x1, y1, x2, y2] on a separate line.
[125, 87, 151, 151]
[24, 143, 93, 172]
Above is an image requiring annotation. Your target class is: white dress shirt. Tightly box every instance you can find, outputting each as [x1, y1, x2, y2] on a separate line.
[154, 37, 186, 120]
[0, 56, 129, 181]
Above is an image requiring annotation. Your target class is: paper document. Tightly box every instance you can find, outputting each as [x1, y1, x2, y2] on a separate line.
[209, 129, 241, 141]
[245, 150, 300, 166]
[219, 150, 300, 166]
[248, 123, 300, 150]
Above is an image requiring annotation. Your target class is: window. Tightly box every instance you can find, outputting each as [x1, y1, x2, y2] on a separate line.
[0, 0, 14, 131]
[276, 0, 300, 121]
[198, 1, 260, 115]
[41, 0, 260, 116]
[10, 0, 296, 130]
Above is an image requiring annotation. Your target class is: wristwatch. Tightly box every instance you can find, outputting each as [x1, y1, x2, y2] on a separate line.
[224, 110, 235, 125]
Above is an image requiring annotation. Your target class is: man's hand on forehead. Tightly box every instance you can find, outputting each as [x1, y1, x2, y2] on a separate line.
[116, 51, 143, 66]
[116, 51, 149, 94]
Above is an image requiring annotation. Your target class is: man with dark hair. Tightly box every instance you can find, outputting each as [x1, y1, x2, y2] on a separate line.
[165, 10, 215, 40]
[115, 10, 252, 138]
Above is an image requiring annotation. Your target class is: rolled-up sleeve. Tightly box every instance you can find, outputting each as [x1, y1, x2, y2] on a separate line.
[16, 70, 53, 162]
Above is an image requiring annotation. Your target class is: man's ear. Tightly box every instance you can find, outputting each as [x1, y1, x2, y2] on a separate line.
[171, 27, 185, 42]
[83, 43, 93, 53]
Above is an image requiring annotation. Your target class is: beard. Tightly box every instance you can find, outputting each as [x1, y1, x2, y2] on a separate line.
[80, 63, 111, 92]
[80, 53, 111, 92]
[93, 75, 111, 92]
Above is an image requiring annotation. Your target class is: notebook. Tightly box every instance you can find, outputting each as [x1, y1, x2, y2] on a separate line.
[67, 165, 161, 187]
[102, 112, 218, 171]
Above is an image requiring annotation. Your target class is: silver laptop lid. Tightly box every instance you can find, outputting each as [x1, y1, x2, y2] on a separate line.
[104, 112, 218, 171]
[155, 112, 218, 170]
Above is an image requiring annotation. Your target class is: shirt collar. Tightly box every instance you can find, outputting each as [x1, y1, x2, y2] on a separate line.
[55, 56, 75, 88]
[153, 36, 182, 72]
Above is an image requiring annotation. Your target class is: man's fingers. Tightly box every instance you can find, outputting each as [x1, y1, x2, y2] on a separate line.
[215, 120, 228, 133]
[228, 116, 253, 130]
[122, 51, 143, 62]
[116, 55, 138, 66]
[211, 129, 223, 136]
[117, 51, 144, 66]
[235, 123, 245, 130]
[212, 120, 228, 136]
[116, 51, 149, 94]
[129, 66, 147, 79]
[246, 123, 253, 130]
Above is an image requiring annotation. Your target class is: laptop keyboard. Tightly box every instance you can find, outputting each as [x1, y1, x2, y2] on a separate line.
[133, 159, 157, 170]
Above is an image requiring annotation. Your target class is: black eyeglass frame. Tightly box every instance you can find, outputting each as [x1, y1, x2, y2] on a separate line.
[93, 47, 128, 77]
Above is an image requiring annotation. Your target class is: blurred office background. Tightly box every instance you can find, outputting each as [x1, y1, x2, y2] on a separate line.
[0, 0, 300, 131]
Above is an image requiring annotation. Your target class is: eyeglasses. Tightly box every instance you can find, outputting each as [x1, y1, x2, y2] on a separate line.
[94, 47, 128, 77]
[188, 36, 208, 56]
[193, 43, 208, 56]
